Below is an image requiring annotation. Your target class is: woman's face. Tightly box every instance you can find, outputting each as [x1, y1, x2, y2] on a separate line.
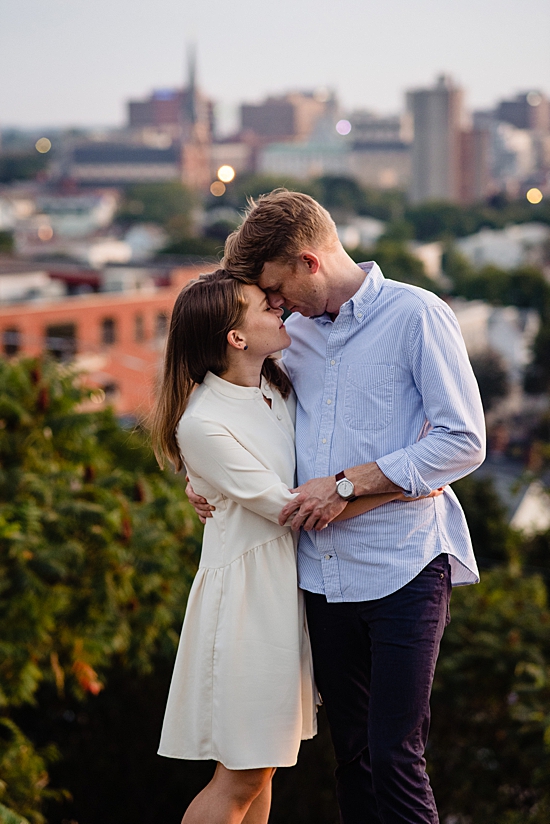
[237, 284, 292, 357]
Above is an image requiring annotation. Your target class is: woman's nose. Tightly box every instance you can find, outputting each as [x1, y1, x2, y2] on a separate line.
[273, 306, 283, 318]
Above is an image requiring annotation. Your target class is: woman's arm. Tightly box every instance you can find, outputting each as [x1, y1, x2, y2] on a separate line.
[333, 488, 444, 522]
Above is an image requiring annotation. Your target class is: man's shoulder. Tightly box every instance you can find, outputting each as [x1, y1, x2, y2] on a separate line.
[381, 278, 448, 313]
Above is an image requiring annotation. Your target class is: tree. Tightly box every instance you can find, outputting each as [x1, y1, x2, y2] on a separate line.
[0, 358, 201, 822]
[0, 154, 49, 184]
[349, 239, 439, 292]
[116, 182, 197, 238]
[470, 350, 510, 412]
[429, 567, 550, 823]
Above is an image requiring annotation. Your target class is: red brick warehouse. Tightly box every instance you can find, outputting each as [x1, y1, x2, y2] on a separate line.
[0, 265, 217, 418]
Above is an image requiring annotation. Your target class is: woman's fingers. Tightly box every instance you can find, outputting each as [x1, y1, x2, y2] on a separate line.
[185, 480, 215, 518]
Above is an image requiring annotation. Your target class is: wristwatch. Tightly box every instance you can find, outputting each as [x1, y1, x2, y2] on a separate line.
[335, 471, 357, 501]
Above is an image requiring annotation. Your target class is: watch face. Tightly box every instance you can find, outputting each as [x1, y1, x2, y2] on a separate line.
[337, 478, 354, 499]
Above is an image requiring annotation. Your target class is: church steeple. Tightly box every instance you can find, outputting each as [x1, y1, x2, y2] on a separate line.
[185, 44, 198, 125]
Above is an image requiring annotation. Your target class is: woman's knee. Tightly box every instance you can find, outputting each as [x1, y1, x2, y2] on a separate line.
[217, 766, 273, 807]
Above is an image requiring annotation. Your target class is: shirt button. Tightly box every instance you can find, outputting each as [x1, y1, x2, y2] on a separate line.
[277, 413, 282, 420]
[324, 554, 332, 560]
[330, 359, 335, 365]
[326, 399, 332, 405]
[357, 312, 363, 319]
[322, 438, 327, 444]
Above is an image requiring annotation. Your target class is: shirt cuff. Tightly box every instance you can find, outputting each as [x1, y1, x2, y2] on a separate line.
[376, 449, 433, 499]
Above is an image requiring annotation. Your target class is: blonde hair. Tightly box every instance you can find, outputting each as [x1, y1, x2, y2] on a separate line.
[222, 189, 338, 282]
[150, 269, 291, 472]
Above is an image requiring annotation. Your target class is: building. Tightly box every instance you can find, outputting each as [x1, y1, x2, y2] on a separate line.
[0, 264, 216, 418]
[496, 91, 550, 134]
[347, 111, 412, 189]
[407, 75, 465, 203]
[67, 143, 182, 186]
[455, 223, 550, 270]
[240, 91, 333, 144]
[458, 127, 491, 203]
[449, 297, 540, 385]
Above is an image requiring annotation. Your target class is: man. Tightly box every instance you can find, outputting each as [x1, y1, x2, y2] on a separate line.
[188, 190, 485, 823]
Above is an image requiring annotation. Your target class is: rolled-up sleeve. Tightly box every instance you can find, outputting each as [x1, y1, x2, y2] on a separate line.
[376, 304, 486, 497]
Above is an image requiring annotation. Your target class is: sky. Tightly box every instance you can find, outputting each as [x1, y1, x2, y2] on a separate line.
[1, 0, 549, 132]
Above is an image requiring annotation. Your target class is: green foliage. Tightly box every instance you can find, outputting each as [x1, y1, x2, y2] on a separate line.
[470, 350, 510, 412]
[452, 474, 516, 567]
[0, 155, 48, 184]
[349, 239, 439, 292]
[0, 232, 14, 254]
[0, 358, 201, 821]
[443, 246, 550, 393]
[405, 197, 550, 243]
[159, 235, 222, 259]
[116, 182, 197, 238]
[430, 567, 550, 823]
[0, 719, 65, 824]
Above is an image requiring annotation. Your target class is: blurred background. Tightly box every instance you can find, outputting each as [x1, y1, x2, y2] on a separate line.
[1, 1, 550, 823]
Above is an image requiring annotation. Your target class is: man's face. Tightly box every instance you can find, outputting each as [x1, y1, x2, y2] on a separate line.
[259, 257, 328, 318]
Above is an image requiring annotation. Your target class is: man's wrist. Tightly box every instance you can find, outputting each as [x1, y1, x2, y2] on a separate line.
[345, 462, 402, 496]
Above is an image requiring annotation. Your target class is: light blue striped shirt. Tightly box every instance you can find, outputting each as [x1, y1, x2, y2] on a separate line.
[282, 261, 486, 603]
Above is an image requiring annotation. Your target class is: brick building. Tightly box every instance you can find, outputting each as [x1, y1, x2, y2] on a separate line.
[0, 264, 216, 419]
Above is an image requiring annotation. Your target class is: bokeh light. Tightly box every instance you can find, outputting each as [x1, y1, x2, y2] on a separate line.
[91, 389, 106, 404]
[527, 91, 542, 107]
[37, 225, 53, 241]
[336, 120, 352, 136]
[526, 187, 543, 204]
[35, 137, 52, 153]
[217, 165, 235, 183]
[210, 181, 226, 197]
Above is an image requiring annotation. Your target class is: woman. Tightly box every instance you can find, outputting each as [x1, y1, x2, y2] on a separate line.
[151, 270, 438, 824]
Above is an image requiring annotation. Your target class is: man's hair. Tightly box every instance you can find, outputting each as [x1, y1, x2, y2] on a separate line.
[222, 189, 338, 282]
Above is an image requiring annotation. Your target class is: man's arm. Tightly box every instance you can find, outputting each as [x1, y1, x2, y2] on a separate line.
[281, 302, 485, 531]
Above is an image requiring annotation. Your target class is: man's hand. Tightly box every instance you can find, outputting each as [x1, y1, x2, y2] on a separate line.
[185, 479, 215, 525]
[279, 476, 348, 531]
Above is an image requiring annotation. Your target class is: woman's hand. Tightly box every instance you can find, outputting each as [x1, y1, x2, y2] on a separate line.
[185, 478, 215, 525]
[404, 487, 445, 501]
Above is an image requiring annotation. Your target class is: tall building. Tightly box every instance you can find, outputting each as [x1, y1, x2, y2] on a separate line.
[240, 91, 333, 144]
[127, 48, 213, 190]
[459, 127, 491, 204]
[407, 75, 464, 203]
[496, 91, 550, 134]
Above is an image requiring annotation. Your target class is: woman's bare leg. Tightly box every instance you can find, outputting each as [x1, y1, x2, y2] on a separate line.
[181, 764, 275, 824]
[242, 779, 273, 824]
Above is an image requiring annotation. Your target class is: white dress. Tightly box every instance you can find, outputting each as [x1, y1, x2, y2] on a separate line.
[158, 371, 318, 770]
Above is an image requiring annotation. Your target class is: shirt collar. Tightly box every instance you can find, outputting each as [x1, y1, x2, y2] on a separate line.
[312, 260, 384, 325]
[203, 370, 270, 400]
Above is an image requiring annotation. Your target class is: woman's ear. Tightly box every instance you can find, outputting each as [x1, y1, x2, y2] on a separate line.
[227, 329, 247, 351]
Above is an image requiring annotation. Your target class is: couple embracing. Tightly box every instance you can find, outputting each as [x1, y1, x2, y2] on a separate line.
[151, 190, 485, 824]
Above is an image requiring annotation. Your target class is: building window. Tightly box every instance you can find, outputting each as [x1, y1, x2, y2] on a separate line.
[135, 313, 145, 342]
[3, 327, 21, 357]
[45, 324, 77, 362]
[155, 311, 169, 339]
[101, 317, 117, 345]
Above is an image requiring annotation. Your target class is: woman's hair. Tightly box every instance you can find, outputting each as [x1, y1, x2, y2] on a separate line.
[222, 189, 338, 282]
[150, 269, 292, 472]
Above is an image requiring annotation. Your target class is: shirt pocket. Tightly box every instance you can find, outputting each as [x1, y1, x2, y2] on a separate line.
[344, 363, 395, 430]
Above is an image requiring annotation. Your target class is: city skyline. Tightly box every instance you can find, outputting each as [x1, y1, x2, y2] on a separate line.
[1, 0, 549, 132]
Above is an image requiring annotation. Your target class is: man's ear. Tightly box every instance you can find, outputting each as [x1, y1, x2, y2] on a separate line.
[301, 251, 321, 274]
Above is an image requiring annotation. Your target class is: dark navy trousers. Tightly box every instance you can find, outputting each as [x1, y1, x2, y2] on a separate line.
[305, 554, 452, 824]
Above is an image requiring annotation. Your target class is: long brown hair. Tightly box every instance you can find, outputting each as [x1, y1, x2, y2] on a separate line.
[150, 269, 292, 471]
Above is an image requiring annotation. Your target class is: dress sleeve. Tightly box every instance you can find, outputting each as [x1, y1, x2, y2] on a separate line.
[178, 415, 297, 524]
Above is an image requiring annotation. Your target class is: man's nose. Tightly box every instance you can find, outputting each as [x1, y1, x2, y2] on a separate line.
[267, 292, 285, 309]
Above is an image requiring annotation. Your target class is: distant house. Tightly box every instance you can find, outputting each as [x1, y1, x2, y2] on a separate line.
[455, 222, 550, 270]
